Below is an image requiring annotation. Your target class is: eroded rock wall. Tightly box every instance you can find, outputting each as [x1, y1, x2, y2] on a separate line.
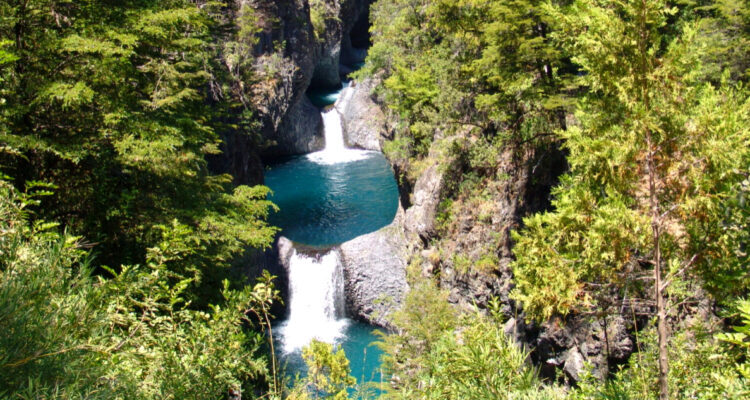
[340, 78, 387, 151]
[339, 206, 409, 328]
[213, 0, 374, 179]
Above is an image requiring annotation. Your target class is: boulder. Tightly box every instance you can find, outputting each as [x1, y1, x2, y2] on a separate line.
[404, 163, 446, 240]
[263, 95, 325, 158]
[339, 209, 409, 328]
[340, 78, 386, 151]
[277, 236, 296, 269]
[563, 346, 586, 382]
[530, 314, 634, 382]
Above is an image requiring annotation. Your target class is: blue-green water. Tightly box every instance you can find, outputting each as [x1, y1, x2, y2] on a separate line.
[278, 322, 385, 390]
[270, 81, 395, 396]
[307, 85, 343, 108]
[265, 153, 399, 246]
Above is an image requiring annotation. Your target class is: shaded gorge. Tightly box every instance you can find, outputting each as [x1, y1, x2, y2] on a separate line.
[267, 77, 396, 394]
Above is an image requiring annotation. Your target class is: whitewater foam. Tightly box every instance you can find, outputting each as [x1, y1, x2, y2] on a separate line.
[306, 82, 376, 165]
[276, 250, 350, 353]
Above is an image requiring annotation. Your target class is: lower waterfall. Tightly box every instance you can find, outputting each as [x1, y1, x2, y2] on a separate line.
[276, 249, 349, 353]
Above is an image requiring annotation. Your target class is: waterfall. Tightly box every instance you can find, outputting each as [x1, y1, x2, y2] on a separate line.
[307, 82, 372, 165]
[277, 249, 349, 354]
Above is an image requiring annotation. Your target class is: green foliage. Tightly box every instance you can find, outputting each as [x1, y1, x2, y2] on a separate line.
[407, 315, 540, 400]
[382, 134, 413, 165]
[378, 280, 458, 386]
[511, 0, 750, 321]
[359, 0, 570, 182]
[452, 254, 473, 274]
[378, 280, 563, 399]
[293, 340, 357, 400]
[475, 252, 500, 273]
[717, 299, 750, 383]
[0, 0, 277, 277]
[223, 2, 262, 108]
[688, 0, 750, 82]
[571, 321, 750, 399]
[310, 0, 340, 42]
[0, 2, 283, 397]
[467, 136, 501, 174]
[0, 181, 280, 399]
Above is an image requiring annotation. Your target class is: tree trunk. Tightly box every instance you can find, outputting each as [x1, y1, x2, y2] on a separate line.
[647, 132, 669, 400]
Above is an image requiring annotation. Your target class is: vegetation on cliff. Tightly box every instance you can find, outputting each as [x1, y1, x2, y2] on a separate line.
[355, 0, 750, 399]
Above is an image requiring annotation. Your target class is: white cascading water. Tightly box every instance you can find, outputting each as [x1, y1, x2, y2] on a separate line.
[277, 81, 379, 353]
[277, 250, 349, 353]
[307, 82, 372, 164]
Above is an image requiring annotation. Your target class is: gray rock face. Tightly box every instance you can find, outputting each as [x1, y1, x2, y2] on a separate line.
[563, 347, 586, 381]
[276, 236, 296, 270]
[404, 163, 446, 241]
[312, 43, 342, 89]
[532, 315, 633, 381]
[211, 0, 375, 174]
[340, 0, 371, 68]
[340, 78, 386, 151]
[264, 95, 325, 158]
[339, 210, 409, 328]
[311, 0, 344, 89]
[210, 132, 265, 186]
[250, 0, 320, 159]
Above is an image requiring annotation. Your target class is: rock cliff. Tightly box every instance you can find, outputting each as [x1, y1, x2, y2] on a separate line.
[212, 0, 374, 183]
[249, 0, 323, 159]
[340, 78, 387, 151]
[339, 206, 409, 328]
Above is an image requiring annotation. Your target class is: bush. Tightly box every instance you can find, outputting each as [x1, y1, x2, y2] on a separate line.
[379, 280, 552, 400]
[0, 182, 279, 399]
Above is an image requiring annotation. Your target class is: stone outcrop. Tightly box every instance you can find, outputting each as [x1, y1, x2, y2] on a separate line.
[250, 0, 323, 159]
[528, 315, 634, 381]
[382, 130, 638, 382]
[340, 0, 371, 68]
[311, 0, 344, 89]
[340, 78, 386, 151]
[263, 96, 325, 158]
[339, 207, 409, 328]
[311, 0, 371, 88]
[402, 140, 463, 242]
[404, 164, 445, 241]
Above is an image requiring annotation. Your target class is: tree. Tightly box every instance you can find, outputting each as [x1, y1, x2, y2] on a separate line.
[511, 1, 750, 399]
[0, 180, 281, 399]
[0, 0, 278, 303]
[299, 340, 356, 400]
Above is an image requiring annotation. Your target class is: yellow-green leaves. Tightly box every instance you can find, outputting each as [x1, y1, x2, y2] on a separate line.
[301, 340, 356, 400]
[38, 81, 95, 109]
[512, 0, 750, 322]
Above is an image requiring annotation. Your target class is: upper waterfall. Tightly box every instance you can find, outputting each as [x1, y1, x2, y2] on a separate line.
[306, 82, 372, 165]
